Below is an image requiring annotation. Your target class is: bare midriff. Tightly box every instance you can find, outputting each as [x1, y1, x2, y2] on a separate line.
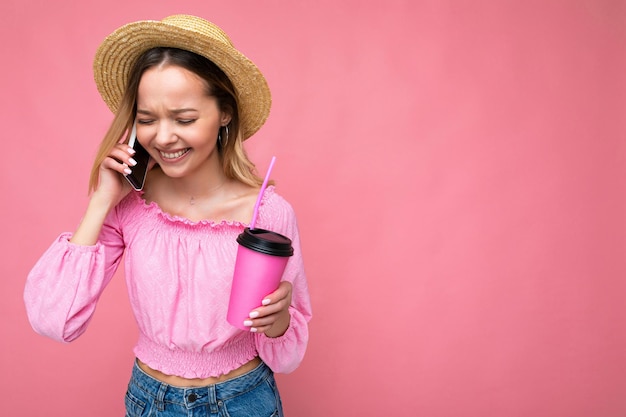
[137, 357, 262, 387]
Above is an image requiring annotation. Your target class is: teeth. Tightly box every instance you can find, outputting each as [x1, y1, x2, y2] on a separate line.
[160, 149, 189, 159]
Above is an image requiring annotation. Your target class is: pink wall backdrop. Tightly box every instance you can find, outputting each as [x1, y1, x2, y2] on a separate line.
[1, 1, 625, 416]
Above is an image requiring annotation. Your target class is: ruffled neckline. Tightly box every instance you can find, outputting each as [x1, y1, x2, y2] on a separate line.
[129, 185, 275, 228]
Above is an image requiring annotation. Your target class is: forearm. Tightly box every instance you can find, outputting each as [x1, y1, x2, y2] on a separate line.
[70, 193, 117, 246]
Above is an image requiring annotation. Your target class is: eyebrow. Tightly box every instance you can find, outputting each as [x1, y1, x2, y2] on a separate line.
[136, 108, 198, 115]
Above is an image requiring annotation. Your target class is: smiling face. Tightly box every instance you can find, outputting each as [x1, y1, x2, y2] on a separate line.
[135, 64, 231, 180]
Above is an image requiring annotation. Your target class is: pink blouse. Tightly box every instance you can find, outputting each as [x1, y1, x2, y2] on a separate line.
[24, 186, 311, 378]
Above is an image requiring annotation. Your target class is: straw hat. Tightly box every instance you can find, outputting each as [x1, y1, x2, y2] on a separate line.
[93, 14, 271, 139]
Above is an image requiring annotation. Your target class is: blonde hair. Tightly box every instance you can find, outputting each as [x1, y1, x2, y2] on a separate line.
[89, 47, 266, 192]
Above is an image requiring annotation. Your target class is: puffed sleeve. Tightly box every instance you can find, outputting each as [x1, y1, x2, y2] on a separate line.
[24, 209, 125, 343]
[253, 191, 312, 373]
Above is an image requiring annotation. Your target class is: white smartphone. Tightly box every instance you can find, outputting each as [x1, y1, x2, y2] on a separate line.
[125, 122, 150, 191]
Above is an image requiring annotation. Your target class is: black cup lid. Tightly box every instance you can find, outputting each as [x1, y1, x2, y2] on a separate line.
[237, 227, 294, 257]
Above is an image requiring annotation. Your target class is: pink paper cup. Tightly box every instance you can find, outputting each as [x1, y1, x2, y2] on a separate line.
[227, 228, 293, 330]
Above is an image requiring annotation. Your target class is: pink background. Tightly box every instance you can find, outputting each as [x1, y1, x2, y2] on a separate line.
[1, 1, 625, 416]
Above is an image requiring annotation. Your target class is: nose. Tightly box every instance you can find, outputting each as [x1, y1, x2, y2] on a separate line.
[153, 122, 178, 147]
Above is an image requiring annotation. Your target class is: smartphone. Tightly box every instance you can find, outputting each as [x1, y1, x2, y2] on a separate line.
[125, 122, 150, 191]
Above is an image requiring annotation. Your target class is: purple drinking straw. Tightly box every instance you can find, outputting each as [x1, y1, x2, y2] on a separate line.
[249, 156, 276, 230]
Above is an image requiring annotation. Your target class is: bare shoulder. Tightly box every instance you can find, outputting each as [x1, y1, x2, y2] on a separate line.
[228, 180, 259, 199]
[225, 180, 259, 208]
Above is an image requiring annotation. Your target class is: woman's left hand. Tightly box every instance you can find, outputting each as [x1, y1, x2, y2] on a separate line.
[245, 281, 292, 338]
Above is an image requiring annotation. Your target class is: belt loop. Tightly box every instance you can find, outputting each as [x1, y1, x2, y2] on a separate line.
[155, 382, 167, 411]
[208, 385, 218, 414]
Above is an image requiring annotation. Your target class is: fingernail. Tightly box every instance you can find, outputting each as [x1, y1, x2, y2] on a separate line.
[249, 311, 259, 319]
[128, 147, 136, 155]
[128, 158, 137, 166]
[250, 327, 258, 333]
[124, 167, 132, 175]
[262, 299, 271, 306]
[243, 320, 253, 327]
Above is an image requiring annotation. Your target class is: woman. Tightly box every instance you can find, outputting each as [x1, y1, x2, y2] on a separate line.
[24, 15, 311, 417]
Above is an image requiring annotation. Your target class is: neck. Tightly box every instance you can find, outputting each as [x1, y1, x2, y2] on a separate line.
[167, 159, 229, 204]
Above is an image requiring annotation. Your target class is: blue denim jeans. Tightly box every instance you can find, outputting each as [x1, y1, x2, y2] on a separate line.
[125, 360, 284, 417]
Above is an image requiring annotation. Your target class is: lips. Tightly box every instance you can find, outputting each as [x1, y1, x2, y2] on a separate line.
[160, 148, 190, 160]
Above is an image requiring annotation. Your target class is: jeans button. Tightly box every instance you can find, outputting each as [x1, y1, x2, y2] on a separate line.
[188, 393, 198, 402]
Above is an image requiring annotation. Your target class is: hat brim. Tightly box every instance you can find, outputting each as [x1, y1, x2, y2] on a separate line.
[93, 15, 271, 139]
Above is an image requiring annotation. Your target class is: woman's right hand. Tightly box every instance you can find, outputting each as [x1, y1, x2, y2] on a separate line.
[70, 143, 141, 246]
[93, 143, 138, 208]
